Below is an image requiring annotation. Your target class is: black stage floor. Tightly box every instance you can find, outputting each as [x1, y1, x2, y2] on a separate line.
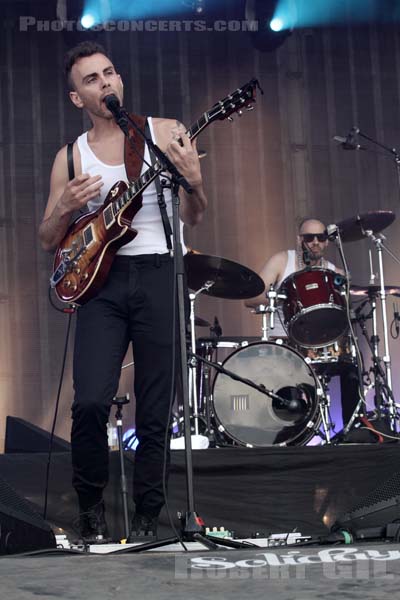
[1, 445, 400, 598]
[0, 444, 400, 541]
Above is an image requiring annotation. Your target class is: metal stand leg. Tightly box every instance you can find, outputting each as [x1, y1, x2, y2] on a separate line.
[316, 375, 333, 444]
[187, 283, 214, 438]
[112, 394, 131, 540]
[367, 233, 397, 430]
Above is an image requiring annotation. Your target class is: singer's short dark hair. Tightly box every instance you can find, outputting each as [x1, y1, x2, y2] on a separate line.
[64, 41, 110, 90]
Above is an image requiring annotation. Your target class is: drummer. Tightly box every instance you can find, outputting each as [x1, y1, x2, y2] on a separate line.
[246, 217, 344, 321]
[246, 217, 359, 428]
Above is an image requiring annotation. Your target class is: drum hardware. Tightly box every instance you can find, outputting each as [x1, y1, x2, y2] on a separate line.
[190, 342, 326, 447]
[321, 222, 373, 440]
[330, 210, 398, 430]
[196, 336, 260, 442]
[188, 281, 215, 437]
[348, 291, 396, 435]
[315, 374, 334, 443]
[183, 252, 265, 440]
[251, 287, 287, 341]
[364, 231, 397, 427]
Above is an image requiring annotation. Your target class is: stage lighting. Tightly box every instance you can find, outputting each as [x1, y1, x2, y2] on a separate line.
[80, 13, 95, 29]
[270, 17, 284, 31]
[182, 0, 206, 15]
[245, 0, 293, 52]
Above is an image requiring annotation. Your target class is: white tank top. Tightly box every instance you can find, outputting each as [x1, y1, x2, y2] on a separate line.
[277, 250, 336, 288]
[77, 117, 186, 256]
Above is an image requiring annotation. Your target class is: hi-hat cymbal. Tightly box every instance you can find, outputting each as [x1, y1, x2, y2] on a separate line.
[184, 253, 265, 300]
[350, 284, 400, 297]
[336, 210, 395, 242]
[194, 316, 211, 327]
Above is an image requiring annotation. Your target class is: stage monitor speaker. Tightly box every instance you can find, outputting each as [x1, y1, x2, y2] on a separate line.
[5, 416, 71, 453]
[333, 470, 400, 533]
[0, 476, 56, 554]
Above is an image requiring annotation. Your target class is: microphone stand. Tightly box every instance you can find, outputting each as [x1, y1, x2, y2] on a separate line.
[328, 227, 368, 437]
[189, 352, 308, 409]
[109, 102, 256, 552]
[356, 129, 400, 193]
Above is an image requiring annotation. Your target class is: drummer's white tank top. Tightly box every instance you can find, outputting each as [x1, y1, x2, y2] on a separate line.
[277, 250, 336, 289]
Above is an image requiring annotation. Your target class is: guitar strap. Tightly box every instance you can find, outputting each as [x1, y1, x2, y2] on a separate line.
[67, 142, 74, 181]
[66, 115, 171, 249]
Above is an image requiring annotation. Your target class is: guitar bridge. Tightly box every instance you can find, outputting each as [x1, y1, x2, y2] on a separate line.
[50, 260, 69, 288]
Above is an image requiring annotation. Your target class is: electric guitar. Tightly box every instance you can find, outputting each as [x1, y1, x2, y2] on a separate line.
[51, 79, 261, 305]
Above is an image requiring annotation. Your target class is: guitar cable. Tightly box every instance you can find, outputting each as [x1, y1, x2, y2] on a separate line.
[43, 288, 75, 519]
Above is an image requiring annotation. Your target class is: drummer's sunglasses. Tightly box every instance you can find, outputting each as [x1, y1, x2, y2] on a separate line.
[301, 233, 328, 243]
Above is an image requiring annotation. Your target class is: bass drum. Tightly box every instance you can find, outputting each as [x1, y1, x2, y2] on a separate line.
[212, 341, 320, 447]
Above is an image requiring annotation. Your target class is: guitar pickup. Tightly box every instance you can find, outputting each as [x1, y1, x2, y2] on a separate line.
[83, 223, 95, 245]
[103, 205, 115, 229]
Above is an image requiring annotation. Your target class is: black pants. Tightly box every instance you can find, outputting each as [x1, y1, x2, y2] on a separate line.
[71, 254, 177, 517]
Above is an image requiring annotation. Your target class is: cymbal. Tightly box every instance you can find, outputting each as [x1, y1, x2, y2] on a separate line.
[194, 316, 211, 327]
[336, 210, 395, 242]
[184, 253, 265, 300]
[350, 284, 400, 297]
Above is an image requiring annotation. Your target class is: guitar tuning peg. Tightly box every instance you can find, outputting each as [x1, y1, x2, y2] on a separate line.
[246, 106, 254, 111]
[238, 110, 243, 117]
[227, 116, 234, 122]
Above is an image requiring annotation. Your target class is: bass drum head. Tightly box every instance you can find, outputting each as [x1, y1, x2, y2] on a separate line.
[212, 341, 320, 447]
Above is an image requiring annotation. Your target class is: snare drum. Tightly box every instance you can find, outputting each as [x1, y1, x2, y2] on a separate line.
[280, 268, 347, 348]
[298, 336, 356, 376]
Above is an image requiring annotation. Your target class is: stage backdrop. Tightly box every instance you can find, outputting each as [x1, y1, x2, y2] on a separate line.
[1, 1, 400, 447]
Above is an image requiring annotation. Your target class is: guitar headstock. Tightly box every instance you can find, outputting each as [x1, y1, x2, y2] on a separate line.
[207, 78, 263, 123]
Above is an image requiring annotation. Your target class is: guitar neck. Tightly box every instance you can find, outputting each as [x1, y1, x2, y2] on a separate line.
[110, 113, 210, 218]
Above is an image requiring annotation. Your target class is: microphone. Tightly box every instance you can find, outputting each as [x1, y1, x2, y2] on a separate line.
[333, 126, 361, 150]
[302, 242, 311, 266]
[104, 94, 129, 133]
[104, 93, 123, 115]
[326, 223, 338, 241]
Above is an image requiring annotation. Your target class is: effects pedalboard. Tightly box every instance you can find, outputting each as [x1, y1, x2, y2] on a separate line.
[55, 529, 312, 552]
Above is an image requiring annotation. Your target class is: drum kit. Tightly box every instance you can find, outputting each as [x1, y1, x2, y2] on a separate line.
[180, 210, 400, 447]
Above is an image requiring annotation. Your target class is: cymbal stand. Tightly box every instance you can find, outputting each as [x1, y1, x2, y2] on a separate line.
[198, 340, 217, 445]
[365, 231, 397, 427]
[188, 281, 214, 436]
[329, 225, 369, 428]
[315, 374, 334, 443]
[354, 303, 388, 415]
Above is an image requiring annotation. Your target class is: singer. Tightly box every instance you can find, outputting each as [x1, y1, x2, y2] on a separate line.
[38, 41, 207, 543]
[245, 217, 359, 426]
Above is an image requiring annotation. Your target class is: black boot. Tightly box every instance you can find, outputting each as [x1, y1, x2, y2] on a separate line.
[78, 500, 111, 544]
[127, 513, 158, 543]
